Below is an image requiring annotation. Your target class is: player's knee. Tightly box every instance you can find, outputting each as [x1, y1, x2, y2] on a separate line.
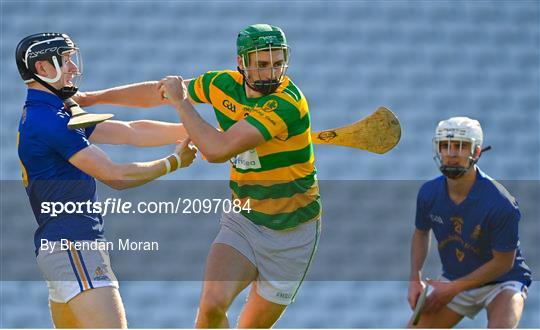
[488, 292, 524, 328]
[488, 316, 519, 329]
[199, 292, 230, 318]
[200, 301, 228, 320]
[487, 307, 521, 329]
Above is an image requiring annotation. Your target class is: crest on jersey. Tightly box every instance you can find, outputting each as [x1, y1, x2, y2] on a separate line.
[451, 217, 463, 235]
[93, 266, 110, 281]
[470, 225, 481, 240]
[455, 248, 465, 262]
[262, 99, 279, 112]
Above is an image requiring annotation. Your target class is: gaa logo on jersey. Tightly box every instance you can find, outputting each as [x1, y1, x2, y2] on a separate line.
[222, 99, 237, 113]
[429, 214, 443, 224]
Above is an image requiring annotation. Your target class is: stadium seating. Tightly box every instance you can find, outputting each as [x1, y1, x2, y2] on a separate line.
[1, 1, 538, 327]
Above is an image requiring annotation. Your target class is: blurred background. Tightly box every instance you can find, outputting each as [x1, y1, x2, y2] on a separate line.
[1, 0, 538, 328]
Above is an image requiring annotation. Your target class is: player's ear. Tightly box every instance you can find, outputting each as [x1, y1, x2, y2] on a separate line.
[474, 145, 482, 158]
[237, 55, 244, 69]
[34, 60, 50, 77]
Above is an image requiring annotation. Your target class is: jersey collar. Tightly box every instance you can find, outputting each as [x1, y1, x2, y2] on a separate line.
[442, 166, 483, 204]
[26, 89, 64, 109]
[463, 167, 484, 201]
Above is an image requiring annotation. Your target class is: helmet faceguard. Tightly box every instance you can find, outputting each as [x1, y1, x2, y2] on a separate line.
[432, 117, 483, 179]
[237, 24, 290, 95]
[16, 33, 83, 99]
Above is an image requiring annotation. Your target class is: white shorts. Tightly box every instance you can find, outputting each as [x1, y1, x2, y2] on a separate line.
[36, 240, 119, 303]
[214, 212, 321, 305]
[440, 277, 528, 319]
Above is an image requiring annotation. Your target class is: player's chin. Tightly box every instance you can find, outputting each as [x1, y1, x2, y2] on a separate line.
[63, 75, 75, 85]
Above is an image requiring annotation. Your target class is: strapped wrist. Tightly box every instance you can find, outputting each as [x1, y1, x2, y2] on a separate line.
[173, 153, 182, 169]
[164, 157, 172, 174]
[166, 153, 182, 172]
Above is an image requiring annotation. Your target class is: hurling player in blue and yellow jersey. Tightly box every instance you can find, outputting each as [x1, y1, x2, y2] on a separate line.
[408, 117, 531, 328]
[16, 33, 197, 328]
[77, 24, 321, 328]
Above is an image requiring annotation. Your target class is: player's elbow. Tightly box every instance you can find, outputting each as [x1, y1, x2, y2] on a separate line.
[203, 149, 232, 163]
[121, 121, 142, 146]
[100, 178, 130, 190]
[104, 180, 130, 191]
[206, 156, 229, 163]
[203, 138, 246, 163]
[413, 229, 430, 240]
[98, 167, 131, 190]
[493, 251, 516, 274]
[206, 154, 230, 163]
[493, 259, 514, 279]
[500, 258, 515, 273]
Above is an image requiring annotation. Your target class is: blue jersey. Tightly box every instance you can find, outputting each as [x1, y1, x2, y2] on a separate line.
[415, 168, 532, 286]
[17, 89, 103, 252]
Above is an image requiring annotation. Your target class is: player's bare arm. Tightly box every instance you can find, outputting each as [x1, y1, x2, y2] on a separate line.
[160, 75, 265, 162]
[429, 248, 516, 301]
[452, 249, 516, 290]
[69, 139, 196, 190]
[89, 120, 188, 146]
[73, 79, 195, 108]
[73, 81, 168, 108]
[423, 249, 516, 313]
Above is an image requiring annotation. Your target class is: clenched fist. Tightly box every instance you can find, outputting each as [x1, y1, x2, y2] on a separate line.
[158, 76, 188, 106]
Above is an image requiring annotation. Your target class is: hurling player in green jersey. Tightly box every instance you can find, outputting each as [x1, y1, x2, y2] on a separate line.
[77, 24, 321, 328]
[160, 24, 320, 328]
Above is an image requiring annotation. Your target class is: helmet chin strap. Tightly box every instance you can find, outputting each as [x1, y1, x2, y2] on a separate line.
[440, 152, 482, 179]
[32, 73, 78, 100]
[440, 164, 470, 179]
[30, 55, 78, 100]
[34, 56, 62, 83]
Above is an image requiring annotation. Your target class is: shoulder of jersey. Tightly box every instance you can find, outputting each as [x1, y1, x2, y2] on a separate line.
[24, 103, 68, 128]
[277, 78, 303, 101]
[418, 176, 445, 200]
[216, 70, 243, 83]
[478, 171, 519, 209]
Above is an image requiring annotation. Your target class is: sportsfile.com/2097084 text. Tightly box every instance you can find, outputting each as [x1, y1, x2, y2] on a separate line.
[40, 197, 252, 217]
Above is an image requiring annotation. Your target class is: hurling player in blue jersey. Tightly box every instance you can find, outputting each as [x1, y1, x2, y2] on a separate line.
[408, 117, 532, 328]
[16, 33, 197, 328]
